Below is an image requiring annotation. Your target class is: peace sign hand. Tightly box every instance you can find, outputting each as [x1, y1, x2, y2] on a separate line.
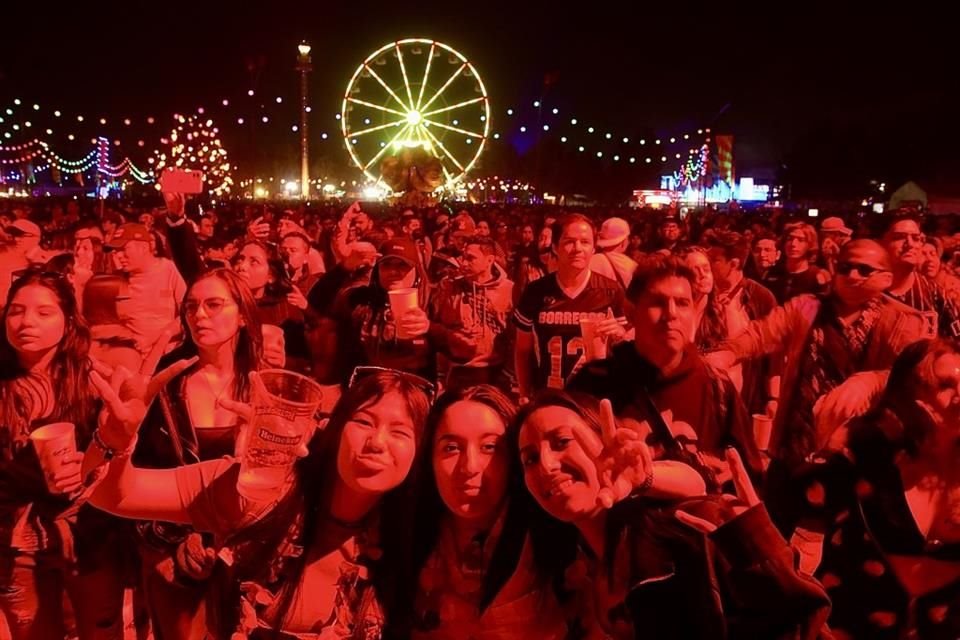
[674, 447, 760, 534]
[573, 399, 654, 510]
[89, 326, 197, 452]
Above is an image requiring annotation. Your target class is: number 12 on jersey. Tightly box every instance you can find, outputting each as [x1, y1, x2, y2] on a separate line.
[546, 335, 585, 389]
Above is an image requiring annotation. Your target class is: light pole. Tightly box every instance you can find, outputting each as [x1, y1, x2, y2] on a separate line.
[296, 41, 312, 199]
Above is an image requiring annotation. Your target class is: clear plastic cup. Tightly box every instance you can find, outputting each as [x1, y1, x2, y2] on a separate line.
[388, 288, 419, 339]
[579, 317, 608, 361]
[29, 422, 77, 493]
[238, 370, 325, 501]
[752, 414, 774, 451]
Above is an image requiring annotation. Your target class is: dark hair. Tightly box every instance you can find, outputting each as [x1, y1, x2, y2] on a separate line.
[179, 268, 263, 402]
[73, 234, 111, 274]
[704, 230, 750, 266]
[273, 369, 433, 636]
[412, 385, 530, 613]
[237, 240, 291, 298]
[511, 390, 633, 585]
[463, 235, 498, 256]
[752, 230, 779, 247]
[880, 212, 923, 237]
[551, 213, 595, 248]
[626, 255, 695, 303]
[0, 271, 96, 448]
[885, 338, 960, 409]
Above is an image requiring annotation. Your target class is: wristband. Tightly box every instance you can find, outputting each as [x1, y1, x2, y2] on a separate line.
[92, 429, 133, 460]
[634, 468, 655, 495]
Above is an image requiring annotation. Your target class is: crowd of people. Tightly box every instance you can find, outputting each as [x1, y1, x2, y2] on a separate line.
[1, 191, 960, 639]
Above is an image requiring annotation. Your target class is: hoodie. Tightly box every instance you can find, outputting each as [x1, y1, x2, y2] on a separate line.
[431, 265, 514, 369]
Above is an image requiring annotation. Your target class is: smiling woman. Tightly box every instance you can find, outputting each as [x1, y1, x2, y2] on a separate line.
[410, 385, 569, 640]
[514, 390, 829, 640]
[83, 366, 433, 638]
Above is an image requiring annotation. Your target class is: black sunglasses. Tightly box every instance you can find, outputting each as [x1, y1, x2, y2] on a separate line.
[11, 268, 67, 282]
[836, 262, 886, 277]
[348, 365, 437, 403]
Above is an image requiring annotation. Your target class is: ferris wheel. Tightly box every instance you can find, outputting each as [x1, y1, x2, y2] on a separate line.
[341, 38, 491, 188]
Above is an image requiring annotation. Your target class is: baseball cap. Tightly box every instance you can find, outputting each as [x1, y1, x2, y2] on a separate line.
[821, 216, 853, 236]
[6, 219, 41, 237]
[659, 214, 680, 226]
[378, 237, 420, 266]
[450, 213, 477, 237]
[104, 223, 152, 250]
[597, 217, 631, 248]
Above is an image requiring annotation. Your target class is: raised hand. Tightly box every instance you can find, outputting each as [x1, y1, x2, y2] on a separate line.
[286, 285, 309, 311]
[675, 447, 760, 534]
[90, 327, 197, 451]
[162, 192, 186, 218]
[573, 399, 654, 509]
[247, 216, 271, 240]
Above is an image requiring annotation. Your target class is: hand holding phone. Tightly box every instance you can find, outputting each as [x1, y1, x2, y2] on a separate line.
[248, 216, 272, 240]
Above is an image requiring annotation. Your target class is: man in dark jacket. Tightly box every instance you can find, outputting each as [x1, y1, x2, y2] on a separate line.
[570, 255, 762, 478]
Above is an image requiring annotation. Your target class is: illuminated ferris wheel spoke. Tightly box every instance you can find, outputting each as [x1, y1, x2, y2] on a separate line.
[364, 65, 410, 112]
[395, 45, 416, 110]
[419, 64, 466, 112]
[423, 119, 484, 138]
[420, 96, 486, 119]
[348, 118, 408, 138]
[420, 125, 465, 172]
[415, 43, 436, 110]
[362, 123, 412, 171]
[343, 39, 489, 188]
[345, 98, 408, 118]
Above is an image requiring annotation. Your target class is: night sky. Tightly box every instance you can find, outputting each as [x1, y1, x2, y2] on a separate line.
[0, 2, 955, 200]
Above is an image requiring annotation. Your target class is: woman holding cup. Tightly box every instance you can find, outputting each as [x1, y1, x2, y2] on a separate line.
[83, 366, 434, 638]
[0, 270, 129, 639]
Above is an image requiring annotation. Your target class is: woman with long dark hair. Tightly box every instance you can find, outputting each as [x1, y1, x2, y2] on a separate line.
[410, 386, 708, 639]
[83, 366, 434, 638]
[794, 338, 960, 639]
[0, 271, 127, 638]
[233, 240, 310, 372]
[514, 390, 831, 640]
[124, 267, 260, 639]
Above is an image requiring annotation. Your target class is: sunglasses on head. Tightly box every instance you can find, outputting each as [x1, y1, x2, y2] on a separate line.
[836, 262, 885, 277]
[348, 365, 437, 403]
[11, 268, 66, 283]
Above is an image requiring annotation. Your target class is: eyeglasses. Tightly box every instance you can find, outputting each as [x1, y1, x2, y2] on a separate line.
[184, 297, 237, 318]
[836, 262, 886, 277]
[348, 365, 437, 404]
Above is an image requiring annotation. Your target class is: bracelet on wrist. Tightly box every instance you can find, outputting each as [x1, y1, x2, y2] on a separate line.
[92, 429, 132, 460]
[634, 468, 655, 495]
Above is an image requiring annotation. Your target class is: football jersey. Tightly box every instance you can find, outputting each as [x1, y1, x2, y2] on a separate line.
[514, 271, 626, 390]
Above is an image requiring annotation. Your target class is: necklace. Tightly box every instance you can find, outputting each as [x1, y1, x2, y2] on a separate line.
[195, 368, 235, 406]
